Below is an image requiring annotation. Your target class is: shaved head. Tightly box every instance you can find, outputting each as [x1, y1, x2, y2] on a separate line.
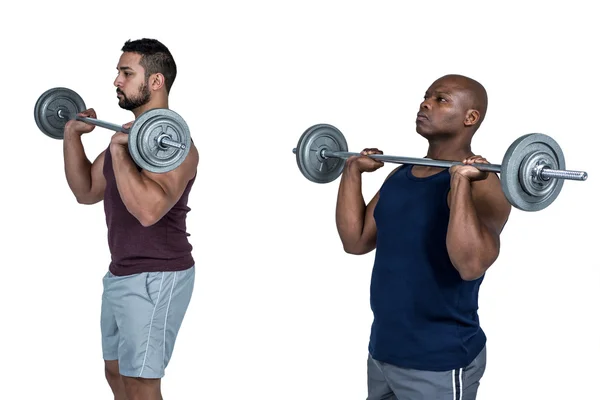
[434, 74, 488, 130]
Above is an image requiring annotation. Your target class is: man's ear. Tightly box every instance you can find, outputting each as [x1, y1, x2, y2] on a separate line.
[149, 73, 165, 91]
[464, 109, 480, 127]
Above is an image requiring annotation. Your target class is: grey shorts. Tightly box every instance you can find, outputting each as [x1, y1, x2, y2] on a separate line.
[100, 266, 195, 379]
[367, 346, 487, 400]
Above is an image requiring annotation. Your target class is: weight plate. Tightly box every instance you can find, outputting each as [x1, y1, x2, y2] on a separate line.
[128, 108, 191, 174]
[295, 124, 348, 183]
[34, 87, 86, 139]
[501, 133, 565, 212]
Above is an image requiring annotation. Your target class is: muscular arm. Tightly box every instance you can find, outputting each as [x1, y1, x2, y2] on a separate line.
[336, 161, 399, 255]
[446, 173, 511, 280]
[63, 129, 106, 204]
[109, 142, 199, 227]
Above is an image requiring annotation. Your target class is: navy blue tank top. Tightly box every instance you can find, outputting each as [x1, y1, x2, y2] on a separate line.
[369, 164, 486, 371]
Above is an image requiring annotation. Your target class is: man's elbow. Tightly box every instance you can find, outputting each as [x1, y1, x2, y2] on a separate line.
[450, 239, 499, 281]
[75, 196, 90, 205]
[139, 218, 158, 228]
[456, 256, 497, 281]
[135, 205, 170, 227]
[125, 205, 157, 227]
[75, 193, 99, 205]
[342, 240, 373, 255]
[137, 212, 161, 227]
[458, 265, 486, 281]
[121, 195, 168, 227]
[343, 245, 362, 255]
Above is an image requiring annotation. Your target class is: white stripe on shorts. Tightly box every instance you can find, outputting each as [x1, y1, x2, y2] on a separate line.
[139, 272, 165, 377]
[452, 367, 464, 400]
[162, 271, 178, 369]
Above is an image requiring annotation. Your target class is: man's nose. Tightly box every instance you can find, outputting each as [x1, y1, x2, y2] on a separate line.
[420, 99, 432, 110]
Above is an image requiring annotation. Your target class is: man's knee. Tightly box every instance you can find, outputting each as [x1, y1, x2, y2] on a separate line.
[104, 360, 130, 400]
[122, 376, 161, 400]
[105, 360, 121, 381]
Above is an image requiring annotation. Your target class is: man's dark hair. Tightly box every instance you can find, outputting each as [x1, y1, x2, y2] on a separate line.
[122, 38, 177, 94]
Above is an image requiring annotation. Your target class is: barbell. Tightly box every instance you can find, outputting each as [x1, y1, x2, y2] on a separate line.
[292, 124, 588, 212]
[34, 87, 191, 173]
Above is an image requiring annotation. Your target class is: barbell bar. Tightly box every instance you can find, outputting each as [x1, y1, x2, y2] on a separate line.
[34, 87, 192, 173]
[292, 123, 588, 212]
[314, 150, 586, 181]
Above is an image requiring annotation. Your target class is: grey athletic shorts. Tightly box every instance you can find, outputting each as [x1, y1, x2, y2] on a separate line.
[100, 266, 195, 379]
[367, 346, 486, 400]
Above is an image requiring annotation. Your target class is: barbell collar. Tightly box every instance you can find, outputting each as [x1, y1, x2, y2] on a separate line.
[159, 136, 187, 150]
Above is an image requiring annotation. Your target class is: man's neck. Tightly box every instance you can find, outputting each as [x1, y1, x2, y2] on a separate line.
[132, 98, 169, 118]
[424, 135, 474, 162]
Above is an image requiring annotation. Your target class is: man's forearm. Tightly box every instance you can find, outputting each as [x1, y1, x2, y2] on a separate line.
[63, 131, 93, 201]
[110, 146, 166, 226]
[336, 162, 367, 250]
[446, 174, 498, 280]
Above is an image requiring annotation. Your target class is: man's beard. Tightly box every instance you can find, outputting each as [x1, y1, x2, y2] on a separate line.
[117, 82, 151, 110]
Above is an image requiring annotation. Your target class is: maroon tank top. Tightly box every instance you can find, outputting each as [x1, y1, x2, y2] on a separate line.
[103, 146, 196, 276]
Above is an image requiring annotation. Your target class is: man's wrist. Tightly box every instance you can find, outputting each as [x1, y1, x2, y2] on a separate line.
[344, 158, 363, 175]
[451, 170, 472, 185]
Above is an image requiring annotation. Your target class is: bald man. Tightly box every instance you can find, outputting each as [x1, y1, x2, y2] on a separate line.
[335, 74, 512, 399]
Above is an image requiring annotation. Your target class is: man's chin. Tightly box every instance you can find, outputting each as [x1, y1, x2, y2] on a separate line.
[415, 126, 432, 137]
[117, 101, 132, 111]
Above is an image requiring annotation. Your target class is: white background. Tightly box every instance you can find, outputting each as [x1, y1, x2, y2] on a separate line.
[2, 1, 599, 399]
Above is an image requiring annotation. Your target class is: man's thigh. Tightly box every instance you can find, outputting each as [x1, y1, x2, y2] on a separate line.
[373, 346, 487, 400]
[101, 272, 119, 361]
[102, 266, 195, 379]
[367, 354, 399, 400]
